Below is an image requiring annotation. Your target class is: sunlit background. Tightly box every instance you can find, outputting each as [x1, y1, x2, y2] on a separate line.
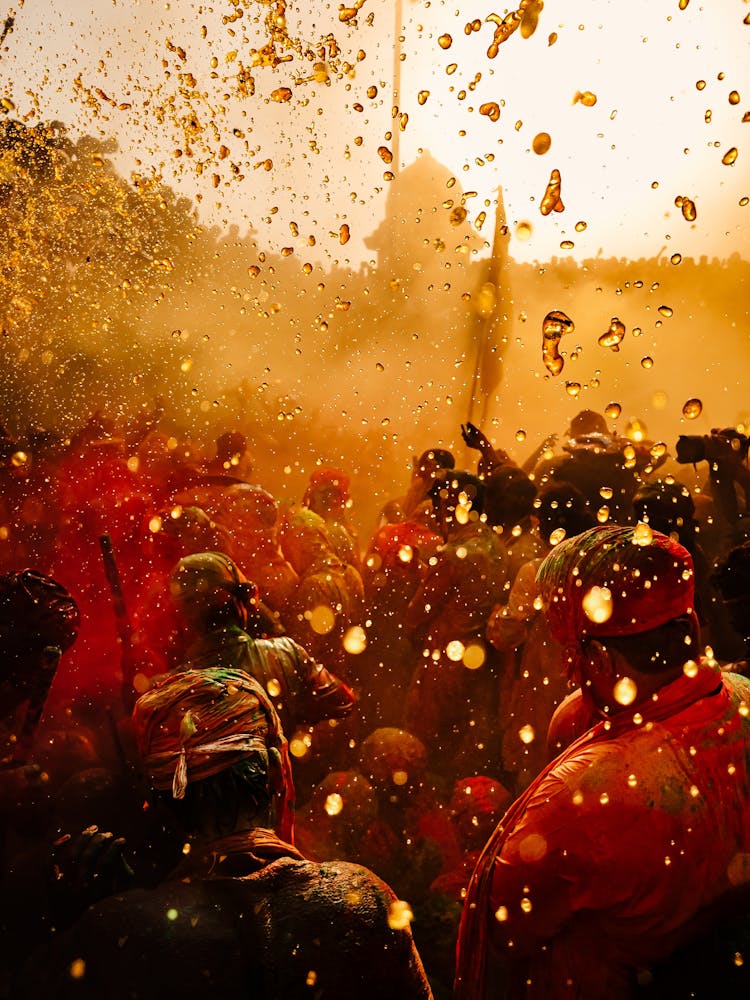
[1, 0, 749, 523]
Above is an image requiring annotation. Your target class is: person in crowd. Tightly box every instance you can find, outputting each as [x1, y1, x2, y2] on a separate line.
[357, 516, 442, 728]
[714, 538, 750, 674]
[24, 668, 434, 999]
[303, 467, 362, 573]
[486, 483, 595, 792]
[483, 464, 543, 585]
[532, 409, 640, 523]
[168, 551, 355, 739]
[278, 503, 365, 677]
[455, 524, 750, 999]
[379, 447, 455, 527]
[403, 472, 511, 778]
[632, 477, 745, 661]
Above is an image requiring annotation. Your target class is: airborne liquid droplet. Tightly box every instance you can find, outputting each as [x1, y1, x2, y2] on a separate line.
[438, 33, 453, 49]
[598, 317, 626, 351]
[542, 310, 574, 375]
[479, 102, 501, 122]
[722, 147, 739, 166]
[682, 397, 703, 419]
[574, 90, 598, 107]
[678, 196, 697, 222]
[520, 0, 543, 38]
[540, 169, 564, 216]
[605, 402, 622, 420]
[270, 87, 293, 103]
[633, 521, 654, 546]
[532, 132, 552, 155]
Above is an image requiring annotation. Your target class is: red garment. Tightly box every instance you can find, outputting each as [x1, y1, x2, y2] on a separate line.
[455, 663, 750, 999]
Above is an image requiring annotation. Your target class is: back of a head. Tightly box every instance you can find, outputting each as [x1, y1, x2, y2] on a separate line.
[714, 540, 750, 641]
[483, 466, 537, 529]
[632, 480, 696, 546]
[414, 448, 455, 481]
[428, 470, 484, 525]
[0, 571, 79, 698]
[169, 551, 255, 630]
[359, 727, 428, 792]
[304, 468, 351, 512]
[216, 430, 247, 463]
[534, 482, 596, 546]
[568, 409, 609, 439]
[132, 666, 293, 840]
[537, 524, 696, 676]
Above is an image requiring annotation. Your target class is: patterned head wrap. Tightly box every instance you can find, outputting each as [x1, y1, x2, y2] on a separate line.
[536, 525, 694, 672]
[132, 667, 294, 841]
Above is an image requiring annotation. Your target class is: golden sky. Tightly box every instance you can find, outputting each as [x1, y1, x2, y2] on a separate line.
[2, 0, 748, 265]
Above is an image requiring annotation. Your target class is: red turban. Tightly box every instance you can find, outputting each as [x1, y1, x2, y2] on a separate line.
[536, 524, 695, 655]
[308, 468, 350, 494]
[132, 667, 294, 842]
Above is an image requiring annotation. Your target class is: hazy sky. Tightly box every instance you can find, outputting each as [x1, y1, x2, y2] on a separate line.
[1, 0, 748, 266]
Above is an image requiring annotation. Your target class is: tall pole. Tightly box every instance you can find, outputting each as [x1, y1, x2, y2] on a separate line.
[467, 185, 510, 427]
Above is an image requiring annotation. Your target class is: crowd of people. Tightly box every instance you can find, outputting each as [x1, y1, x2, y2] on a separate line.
[2, 404, 750, 998]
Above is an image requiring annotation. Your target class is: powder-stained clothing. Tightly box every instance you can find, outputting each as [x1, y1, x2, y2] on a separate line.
[486, 559, 569, 788]
[177, 625, 355, 738]
[403, 523, 511, 777]
[26, 830, 433, 1000]
[455, 665, 750, 999]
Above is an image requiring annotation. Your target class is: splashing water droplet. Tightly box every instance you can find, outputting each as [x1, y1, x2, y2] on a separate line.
[309, 605, 335, 634]
[343, 626, 367, 654]
[387, 900, 414, 930]
[683, 659, 699, 678]
[479, 102, 501, 122]
[582, 586, 613, 624]
[548, 527, 566, 546]
[722, 147, 738, 166]
[598, 317, 626, 350]
[325, 793, 343, 816]
[633, 521, 654, 546]
[540, 168, 564, 216]
[682, 397, 703, 419]
[614, 676, 638, 706]
[532, 132, 552, 154]
[574, 90, 597, 107]
[446, 640, 465, 662]
[266, 678, 282, 698]
[542, 310, 574, 375]
[463, 644, 486, 670]
[271, 87, 293, 103]
[516, 221, 532, 241]
[605, 402, 622, 420]
[438, 33, 453, 49]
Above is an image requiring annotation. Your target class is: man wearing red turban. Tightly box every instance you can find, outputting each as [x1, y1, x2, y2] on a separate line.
[455, 524, 750, 999]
